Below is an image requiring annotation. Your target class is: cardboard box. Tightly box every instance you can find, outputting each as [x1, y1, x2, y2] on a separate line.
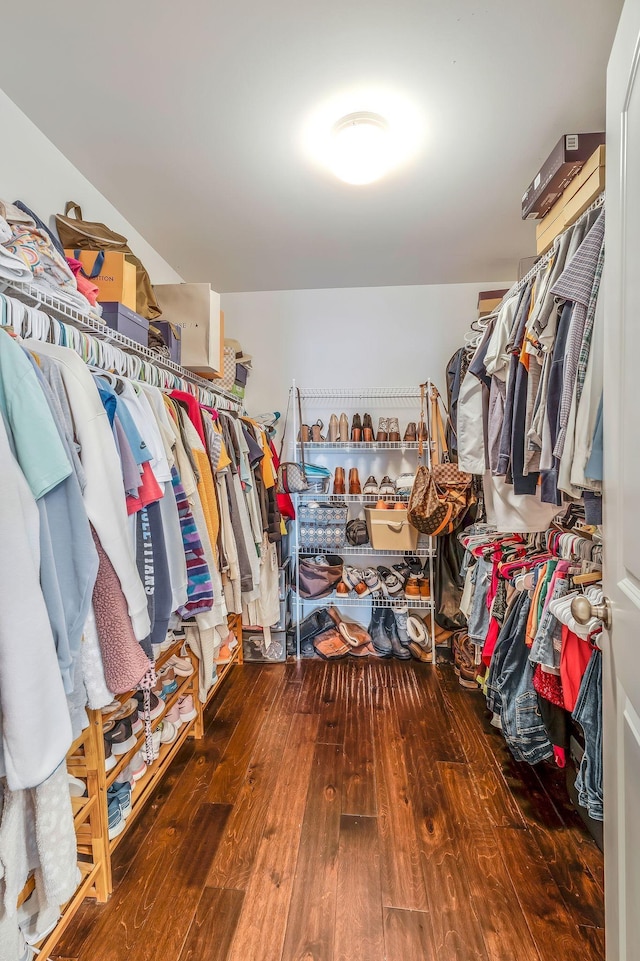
[153, 283, 223, 376]
[536, 162, 605, 254]
[478, 289, 508, 317]
[536, 146, 605, 244]
[365, 507, 419, 552]
[66, 249, 137, 310]
[100, 302, 149, 346]
[522, 132, 605, 220]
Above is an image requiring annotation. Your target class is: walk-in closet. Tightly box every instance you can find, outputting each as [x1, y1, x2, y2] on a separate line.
[0, 1, 638, 959]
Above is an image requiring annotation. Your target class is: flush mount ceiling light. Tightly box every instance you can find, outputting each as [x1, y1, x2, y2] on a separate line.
[302, 89, 424, 186]
[330, 112, 391, 185]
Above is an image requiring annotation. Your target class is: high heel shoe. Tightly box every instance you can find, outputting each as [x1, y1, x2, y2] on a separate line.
[328, 414, 339, 442]
[376, 417, 389, 442]
[404, 422, 417, 442]
[349, 468, 362, 495]
[339, 413, 349, 442]
[351, 414, 362, 443]
[311, 420, 325, 442]
[333, 467, 346, 495]
[363, 413, 374, 442]
[388, 417, 401, 442]
[298, 424, 311, 442]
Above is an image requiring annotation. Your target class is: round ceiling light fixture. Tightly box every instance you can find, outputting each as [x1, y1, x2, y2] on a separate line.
[329, 112, 391, 185]
[302, 89, 424, 187]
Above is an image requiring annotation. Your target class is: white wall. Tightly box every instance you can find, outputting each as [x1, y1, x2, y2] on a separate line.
[222, 282, 513, 420]
[0, 89, 182, 284]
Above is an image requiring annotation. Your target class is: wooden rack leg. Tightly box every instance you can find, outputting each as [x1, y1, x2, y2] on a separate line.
[86, 708, 112, 901]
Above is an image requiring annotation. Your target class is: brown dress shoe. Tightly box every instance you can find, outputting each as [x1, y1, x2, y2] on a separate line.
[333, 467, 346, 495]
[404, 577, 420, 598]
[404, 422, 417, 442]
[363, 413, 374, 442]
[418, 577, 431, 598]
[388, 417, 401, 442]
[351, 414, 362, 442]
[452, 631, 478, 689]
[349, 468, 362, 494]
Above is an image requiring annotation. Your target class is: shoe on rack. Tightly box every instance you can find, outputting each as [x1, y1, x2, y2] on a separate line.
[375, 498, 390, 509]
[393, 607, 411, 647]
[103, 717, 137, 756]
[362, 413, 374, 442]
[107, 797, 126, 840]
[108, 780, 133, 818]
[177, 694, 198, 723]
[164, 702, 183, 729]
[391, 562, 411, 584]
[343, 565, 370, 596]
[388, 417, 401, 442]
[311, 420, 325, 442]
[351, 413, 362, 442]
[336, 580, 349, 595]
[377, 566, 404, 597]
[385, 608, 411, 659]
[363, 475, 379, 496]
[404, 422, 417, 442]
[339, 413, 349, 442]
[418, 422, 429, 442]
[134, 689, 166, 721]
[349, 468, 362, 495]
[418, 577, 431, 598]
[404, 577, 421, 598]
[333, 466, 346, 495]
[157, 666, 179, 697]
[104, 737, 116, 773]
[165, 654, 194, 677]
[110, 697, 144, 735]
[406, 556, 424, 576]
[376, 417, 389, 442]
[362, 568, 383, 595]
[368, 606, 393, 657]
[379, 475, 395, 496]
[328, 414, 339, 442]
[159, 719, 178, 744]
[68, 774, 88, 798]
[101, 699, 121, 716]
[123, 752, 147, 784]
[327, 607, 371, 656]
[394, 501, 408, 509]
[161, 630, 176, 653]
[407, 613, 433, 663]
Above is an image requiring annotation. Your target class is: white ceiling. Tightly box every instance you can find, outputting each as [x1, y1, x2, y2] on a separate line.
[0, 1, 622, 292]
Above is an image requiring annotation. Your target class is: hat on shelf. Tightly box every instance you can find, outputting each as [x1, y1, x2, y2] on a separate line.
[224, 337, 252, 367]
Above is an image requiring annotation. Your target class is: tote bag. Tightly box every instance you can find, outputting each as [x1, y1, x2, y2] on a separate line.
[408, 384, 475, 537]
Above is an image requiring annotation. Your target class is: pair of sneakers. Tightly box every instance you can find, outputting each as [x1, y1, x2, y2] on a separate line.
[107, 779, 132, 840]
[341, 566, 383, 597]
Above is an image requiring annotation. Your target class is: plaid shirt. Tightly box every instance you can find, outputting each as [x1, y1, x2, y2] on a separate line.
[575, 240, 605, 405]
[550, 211, 605, 459]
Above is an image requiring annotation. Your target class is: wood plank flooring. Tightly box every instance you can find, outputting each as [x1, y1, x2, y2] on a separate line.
[54, 660, 605, 961]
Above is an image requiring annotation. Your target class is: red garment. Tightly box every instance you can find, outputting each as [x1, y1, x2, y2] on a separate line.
[126, 461, 163, 514]
[170, 390, 206, 445]
[533, 662, 564, 709]
[482, 617, 500, 666]
[560, 625, 593, 712]
[269, 439, 295, 520]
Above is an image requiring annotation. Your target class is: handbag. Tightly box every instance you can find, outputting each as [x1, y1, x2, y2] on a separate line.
[296, 554, 344, 599]
[55, 201, 161, 320]
[346, 518, 369, 546]
[408, 384, 476, 537]
[276, 387, 310, 494]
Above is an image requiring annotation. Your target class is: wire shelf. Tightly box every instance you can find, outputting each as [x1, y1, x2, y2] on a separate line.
[296, 441, 424, 451]
[293, 593, 434, 610]
[296, 387, 424, 399]
[2, 280, 243, 409]
[296, 545, 434, 557]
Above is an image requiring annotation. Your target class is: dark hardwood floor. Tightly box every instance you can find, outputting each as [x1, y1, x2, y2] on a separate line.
[55, 660, 605, 961]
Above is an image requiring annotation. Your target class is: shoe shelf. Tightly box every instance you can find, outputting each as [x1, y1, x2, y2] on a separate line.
[295, 545, 435, 557]
[296, 440, 421, 451]
[295, 593, 434, 610]
[105, 658, 197, 789]
[297, 492, 410, 502]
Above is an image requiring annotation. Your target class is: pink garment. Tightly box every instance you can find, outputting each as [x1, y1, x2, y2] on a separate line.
[91, 529, 151, 693]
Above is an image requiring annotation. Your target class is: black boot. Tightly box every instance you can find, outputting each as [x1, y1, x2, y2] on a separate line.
[385, 609, 411, 659]
[368, 605, 392, 657]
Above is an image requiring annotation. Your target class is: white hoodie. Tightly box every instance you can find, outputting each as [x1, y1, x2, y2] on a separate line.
[23, 341, 150, 641]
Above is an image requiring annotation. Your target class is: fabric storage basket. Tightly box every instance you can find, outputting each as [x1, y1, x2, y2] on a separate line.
[365, 507, 419, 551]
[299, 502, 348, 549]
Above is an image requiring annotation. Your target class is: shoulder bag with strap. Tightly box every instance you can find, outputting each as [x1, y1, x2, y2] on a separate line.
[408, 384, 475, 536]
[276, 388, 310, 494]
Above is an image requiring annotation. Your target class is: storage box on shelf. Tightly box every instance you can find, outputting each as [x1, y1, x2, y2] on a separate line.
[150, 319, 181, 364]
[536, 145, 605, 254]
[100, 301, 150, 346]
[521, 132, 605, 220]
[65, 248, 137, 310]
[365, 506, 418, 551]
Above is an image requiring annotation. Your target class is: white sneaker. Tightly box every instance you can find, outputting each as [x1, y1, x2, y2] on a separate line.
[161, 631, 176, 652]
[159, 720, 178, 744]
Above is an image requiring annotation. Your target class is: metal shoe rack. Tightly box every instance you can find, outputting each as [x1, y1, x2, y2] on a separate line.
[289, 384, 437, 660]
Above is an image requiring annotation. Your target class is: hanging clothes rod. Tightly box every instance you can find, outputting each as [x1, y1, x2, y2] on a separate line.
[0, 279, 242, 410]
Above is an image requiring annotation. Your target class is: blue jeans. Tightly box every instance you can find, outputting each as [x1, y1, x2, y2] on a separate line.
[487, 592, 554, 765]
[572, 649, 603, 821]
[529, 576, 568, 671]
[467, 558, 492, 644]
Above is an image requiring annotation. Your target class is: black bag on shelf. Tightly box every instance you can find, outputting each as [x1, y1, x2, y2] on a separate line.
[346, 518, 369, 546]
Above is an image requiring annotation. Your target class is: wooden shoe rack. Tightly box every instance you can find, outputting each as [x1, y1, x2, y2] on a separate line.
[15, 614, 242, 956]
